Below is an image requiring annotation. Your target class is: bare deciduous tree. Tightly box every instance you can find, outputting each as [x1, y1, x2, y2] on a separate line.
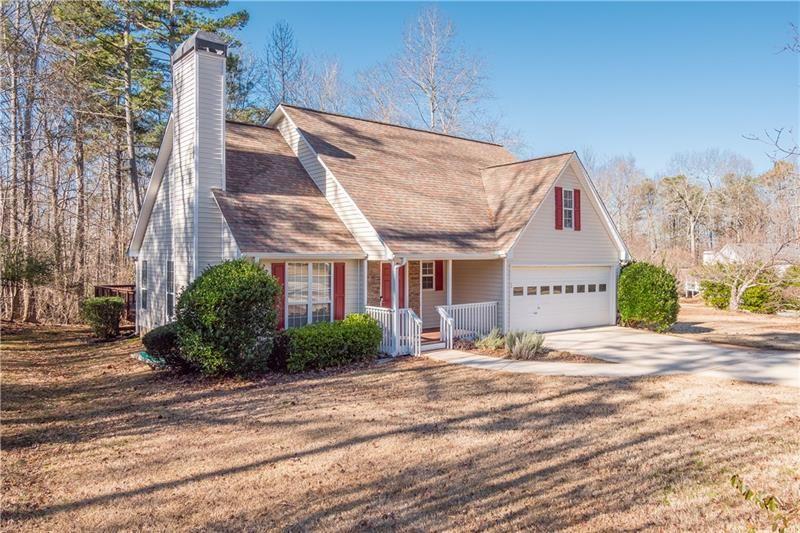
[356, 7, 489, 135]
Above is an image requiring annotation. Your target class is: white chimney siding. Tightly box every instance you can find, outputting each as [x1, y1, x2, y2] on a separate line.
[135, 32, 236, 332]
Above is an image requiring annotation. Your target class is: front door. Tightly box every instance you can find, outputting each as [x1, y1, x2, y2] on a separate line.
[380, 263, 406, 308]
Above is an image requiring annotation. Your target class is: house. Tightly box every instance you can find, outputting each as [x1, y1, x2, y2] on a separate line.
[703, 243, 800, 276]
[128, 32, 630, 355]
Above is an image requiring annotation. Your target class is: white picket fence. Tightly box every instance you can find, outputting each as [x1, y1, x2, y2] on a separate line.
[436, 301, 498, 349]
[365, 306, 422, 356]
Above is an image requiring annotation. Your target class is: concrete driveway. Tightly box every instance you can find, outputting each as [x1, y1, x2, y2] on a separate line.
[544, 326, 800, 387]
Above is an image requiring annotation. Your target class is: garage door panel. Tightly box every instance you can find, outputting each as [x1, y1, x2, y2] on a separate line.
[510, 266, 613, 332]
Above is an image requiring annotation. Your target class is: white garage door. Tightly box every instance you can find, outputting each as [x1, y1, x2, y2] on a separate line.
[510, 266, 614, 332]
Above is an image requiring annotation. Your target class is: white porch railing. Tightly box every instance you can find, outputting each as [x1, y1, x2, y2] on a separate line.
[436, 301, 498, 349]
[365, 306, 422, 356]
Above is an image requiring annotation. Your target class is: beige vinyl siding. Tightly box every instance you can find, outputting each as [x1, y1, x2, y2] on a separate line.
[194, 51, 227, 273]
[510, 163, 619, 265]
[419, 261, 447, 329]
[221, 218, 240, 259]
[138, 159, 189, 332]
[275, 115, 385, 259]
[171, 51, 196, 292]
[259, 259, 364, 317]
[451, 259, 504, 331]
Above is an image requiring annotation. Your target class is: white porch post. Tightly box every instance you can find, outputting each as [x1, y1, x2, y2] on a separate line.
[501, 257, 509, 332]
[391, 261, 399, 355]
[446, 259, 452, 306]
[362, 259, 368, 311]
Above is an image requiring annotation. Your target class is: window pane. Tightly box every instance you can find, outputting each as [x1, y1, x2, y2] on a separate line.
[540, 286, 550, 295]
[288, 304, 308, 328]
[599, 283, 607, 292]
[422, 276, 434, 290]
[563, 209, 573, 229]
[312, 303, 331, 323]
[552, 285, 562, 294]
[565, 285, 574, 294]
[588, 284, 596, 292]
[422, 262, 434, 276]
[527, 286, 536, 295]
[513, 287, 523, 296]
[563, 189, 573, 208]
[312, 263, 331, 302]
[577, 285, 585, 293]
[287, 263, 308, 302]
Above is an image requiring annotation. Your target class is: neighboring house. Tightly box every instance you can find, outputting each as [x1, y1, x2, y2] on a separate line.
[129, 32, 630, 355]
[703, 243, 800, 276]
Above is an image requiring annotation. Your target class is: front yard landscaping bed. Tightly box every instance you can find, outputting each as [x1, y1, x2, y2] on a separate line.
[2, 325, 798, 531]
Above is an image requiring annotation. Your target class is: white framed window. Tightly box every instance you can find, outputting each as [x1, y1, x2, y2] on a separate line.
[166, 260, 175, 319]
[287, 262, 332, 328]
[563, 189, 574, 229]
[421, 261, 435, 290]
[140, 260, 148, 310]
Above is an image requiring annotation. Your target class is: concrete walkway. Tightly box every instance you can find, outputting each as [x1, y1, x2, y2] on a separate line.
[427, 326, 800, 387]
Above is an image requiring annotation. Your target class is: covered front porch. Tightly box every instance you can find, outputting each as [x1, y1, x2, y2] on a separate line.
[364, 258, 503, 355]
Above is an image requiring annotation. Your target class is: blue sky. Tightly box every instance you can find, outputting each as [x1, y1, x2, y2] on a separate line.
[223, 2, 798, 175]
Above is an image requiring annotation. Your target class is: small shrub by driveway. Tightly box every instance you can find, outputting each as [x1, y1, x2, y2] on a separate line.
[2, 326, 798, 531]
[618, 262, 679, 332]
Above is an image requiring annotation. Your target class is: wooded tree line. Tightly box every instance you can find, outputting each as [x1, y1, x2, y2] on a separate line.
[585, 151, 799, 273]
[1, 2, 797, 323]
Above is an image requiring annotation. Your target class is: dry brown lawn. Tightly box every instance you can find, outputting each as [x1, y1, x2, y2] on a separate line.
[672, 300, 800, 351]
[2, 325, 799, 531]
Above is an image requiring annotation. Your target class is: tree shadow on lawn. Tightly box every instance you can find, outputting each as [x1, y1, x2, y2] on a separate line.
[2, 326, 796, 531]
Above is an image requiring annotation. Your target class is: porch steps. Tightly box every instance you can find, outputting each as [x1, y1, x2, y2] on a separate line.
[420, 342, 446, 352]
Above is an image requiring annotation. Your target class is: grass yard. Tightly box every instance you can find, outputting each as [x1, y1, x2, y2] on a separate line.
[672, 300, 800, 351]
[2, 325, 799, 531]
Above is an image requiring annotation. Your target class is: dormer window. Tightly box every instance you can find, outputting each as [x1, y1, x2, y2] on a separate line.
[562, 189, 574, 229]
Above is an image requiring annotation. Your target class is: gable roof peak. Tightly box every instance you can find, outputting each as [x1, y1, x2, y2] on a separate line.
[482, 151, 575, 170]
[278, 103, 506, 147]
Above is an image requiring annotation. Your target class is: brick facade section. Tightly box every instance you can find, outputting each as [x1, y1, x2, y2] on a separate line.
[367, 261, 381, 307]
[408, 261, 421, 316]
[367, 260, 421, 314]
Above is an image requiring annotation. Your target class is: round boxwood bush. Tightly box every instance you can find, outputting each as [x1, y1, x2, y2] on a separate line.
[740, 284, 780, 314]
[81, 296, 125, 339]
[618, 262, 679, 332]
[700, 280, 730, 309]
[175, 259, 280, 376]
[142, 322, 191, 370]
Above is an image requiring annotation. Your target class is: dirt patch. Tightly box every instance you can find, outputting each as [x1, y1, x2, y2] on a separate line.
[671, 301, 800, 350]
[2, 326, 799, 531]
[468, 346, 609, 364]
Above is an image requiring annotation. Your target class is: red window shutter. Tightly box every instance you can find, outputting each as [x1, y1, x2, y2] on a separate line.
[333, 262, 345, 320]
[434, 260, 444, 291]
[399, 264, 406, 308]
[555, 186, 563, 230]
[381, 263, 406, 308]
[381, 263, 391, 307]
[574, 189, 581, 231]
[271, 263, 286, 330]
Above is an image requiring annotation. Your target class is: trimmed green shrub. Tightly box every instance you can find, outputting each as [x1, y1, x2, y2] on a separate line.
[284, 313, 381, 373]
[142, 322, 190, 370]
[176, 259, 280, 376]
[475, 328, 505, 351]
[505, 330, 545, 360]
[340, 313, 383, 360]
[700, 280, 730, 309]
[81, 296, 124, 339]
[740, 285, 781, 314]
[618, 262, 679, 332]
